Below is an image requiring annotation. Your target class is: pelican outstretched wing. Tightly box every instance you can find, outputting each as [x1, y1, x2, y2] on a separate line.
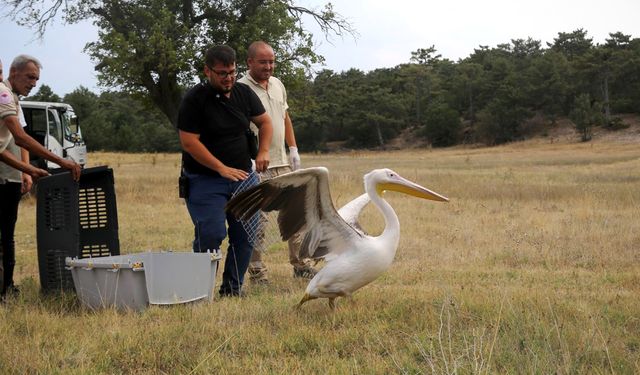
[225, 167, 364, 259]
[337, 193, 370, 234]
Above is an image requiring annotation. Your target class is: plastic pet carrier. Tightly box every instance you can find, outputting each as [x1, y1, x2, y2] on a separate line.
[66, 251, 222, 310]
[36, 166, 120, 292]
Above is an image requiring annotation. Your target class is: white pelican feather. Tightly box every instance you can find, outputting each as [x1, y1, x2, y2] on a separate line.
[226, 167, 448, 309]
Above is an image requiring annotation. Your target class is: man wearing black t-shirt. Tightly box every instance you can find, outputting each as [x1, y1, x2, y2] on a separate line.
[177, 45, 273, 297]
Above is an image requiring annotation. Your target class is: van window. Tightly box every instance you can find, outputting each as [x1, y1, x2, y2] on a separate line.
[21, 107, 48, 147]
[48, 109, 63, 145]
[60, 110, 78, 141]
[68, 114, 79, 134]
[29, 108, 48, 135]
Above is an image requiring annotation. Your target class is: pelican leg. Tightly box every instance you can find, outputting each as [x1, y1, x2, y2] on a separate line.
[328, 298, 336, 310]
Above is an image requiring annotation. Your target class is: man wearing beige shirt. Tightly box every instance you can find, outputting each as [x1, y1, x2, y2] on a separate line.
[0, 57, 37, 299]
[0, 55, 80, 180]
[238, 41, 317, 282]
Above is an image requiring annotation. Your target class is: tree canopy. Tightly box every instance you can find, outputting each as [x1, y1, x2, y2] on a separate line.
[50, 30, 640, 151]
[6, 0, 354, 124]
[7, 2, 640, 152]
[284, 30, 640, 149]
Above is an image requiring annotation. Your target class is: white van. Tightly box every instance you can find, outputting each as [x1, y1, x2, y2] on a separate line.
[20, 101, 87, 169]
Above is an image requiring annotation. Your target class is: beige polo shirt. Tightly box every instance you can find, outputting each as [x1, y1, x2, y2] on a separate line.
[0, 138, 22, 183]
[238, 74, 289, 166]
[0, 81, 19, 153]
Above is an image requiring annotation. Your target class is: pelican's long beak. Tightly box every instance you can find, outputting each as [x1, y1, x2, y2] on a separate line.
[377, 177, 449, 202]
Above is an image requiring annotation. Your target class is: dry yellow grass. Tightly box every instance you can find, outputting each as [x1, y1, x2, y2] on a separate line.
[2, 141, 639, 374]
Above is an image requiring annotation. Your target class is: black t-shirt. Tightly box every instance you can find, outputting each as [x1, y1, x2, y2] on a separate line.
[177, 82, 266, 176]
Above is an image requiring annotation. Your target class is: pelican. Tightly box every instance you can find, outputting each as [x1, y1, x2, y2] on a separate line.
[226, 167, 449, 309]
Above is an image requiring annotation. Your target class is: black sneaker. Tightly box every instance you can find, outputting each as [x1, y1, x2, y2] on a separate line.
[6, 285, 20, 296]
[219, 289, 247, 298]
[1, 284, 19, 301]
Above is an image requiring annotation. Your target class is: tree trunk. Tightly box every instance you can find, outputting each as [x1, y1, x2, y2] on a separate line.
[468, 85, 474, 124]
[375, 122, 384, 146]
[415, 76, 421, 125]
[602, 73, 611, 125]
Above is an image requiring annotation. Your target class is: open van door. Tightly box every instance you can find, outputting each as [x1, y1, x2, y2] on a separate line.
[21, 101, 87, 169]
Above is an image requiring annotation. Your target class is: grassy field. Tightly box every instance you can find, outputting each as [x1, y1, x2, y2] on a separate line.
[1, 140, 639, 374]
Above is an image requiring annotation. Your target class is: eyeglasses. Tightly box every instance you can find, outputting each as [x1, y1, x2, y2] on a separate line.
[207, 66, 237, 79]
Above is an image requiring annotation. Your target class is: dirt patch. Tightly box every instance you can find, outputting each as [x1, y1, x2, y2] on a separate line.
[384, 127, 429, 150]
[535, 114, 640, 144]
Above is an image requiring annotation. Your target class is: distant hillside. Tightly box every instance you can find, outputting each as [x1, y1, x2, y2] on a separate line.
[379, 114, 640, 151]
[542, 114, 640, 144]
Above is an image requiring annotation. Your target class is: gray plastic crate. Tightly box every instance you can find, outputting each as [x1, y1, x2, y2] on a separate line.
[65, 251, 222, 310]
[37, 166, 120, 292]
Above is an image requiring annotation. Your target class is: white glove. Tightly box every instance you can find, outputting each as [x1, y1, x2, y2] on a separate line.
[289, 146, 301, 171]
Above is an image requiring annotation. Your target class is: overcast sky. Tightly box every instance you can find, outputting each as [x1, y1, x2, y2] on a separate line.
[1, 0, 639, 96]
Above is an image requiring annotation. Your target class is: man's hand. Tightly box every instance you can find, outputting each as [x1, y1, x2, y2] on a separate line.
[21, 173, 33, 194]
[251, 112, 272, 173]
[255, 150, 270, 173]
[25, 165, 50, 181]
[59, 159, 82, 182]
[219, 166, 249, 181]
[0, 149, 49, 182]
[289, 146, 301, 171]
